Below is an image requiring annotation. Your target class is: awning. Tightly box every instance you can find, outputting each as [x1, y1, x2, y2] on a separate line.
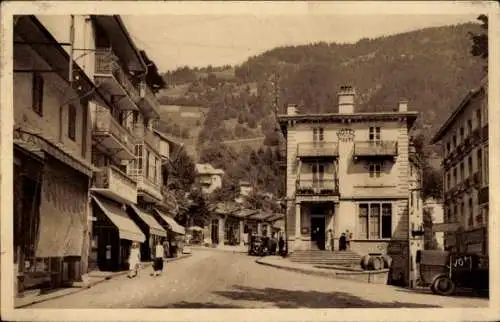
[129, 204, 166, 237]
[153, 208, 185, 235]
[92, 196, 145, 242]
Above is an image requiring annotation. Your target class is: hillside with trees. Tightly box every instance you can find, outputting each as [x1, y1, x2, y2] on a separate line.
[156, 19, 486, 199]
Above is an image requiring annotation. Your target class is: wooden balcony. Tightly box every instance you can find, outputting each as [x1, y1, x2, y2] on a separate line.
[134, 174, 163, 204]
[94, 48, 140, 110]
[133, 125, 160, 153]
[91, 165, 137, 204]
[137, 83, 160, 119]
[92, 106, 135, 160]
[353, 141, 398, 159]
[296, 142, 339, 159]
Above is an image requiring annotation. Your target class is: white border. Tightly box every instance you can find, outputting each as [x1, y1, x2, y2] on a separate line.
[1, 1, 499, 321]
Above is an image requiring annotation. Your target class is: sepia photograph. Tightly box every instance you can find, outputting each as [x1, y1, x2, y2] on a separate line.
[1, 1, 499, 321]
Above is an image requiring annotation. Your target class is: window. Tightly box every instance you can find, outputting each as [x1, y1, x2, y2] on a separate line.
[467, 119, 472, 135]
[453, 204, 458, 223]
[313, 127, 324, 142]
[459, 162, 464, 183]
[145, 150, 150, 178]
[476, 108, 482, 128]
[68, 104, 77, 141]
[358, 203, 392, 239]
[485, 147, 489, 185]
[468, 156, 473, 177]
[369, 163, 381, 178]
[32, 73, 44, 115]
[446, 172, 451, 191]
[477, 148, 482, 174]
[452, 135, 456, 148]
[446, 142, 451, 155]
[358, 204, 368, 239]
[131, 145, 143, 176]
[468, 198, 474, 227]
[369, 127, 381, 142]
[459, 127, 464, 143]
[453, 167, 457, 185]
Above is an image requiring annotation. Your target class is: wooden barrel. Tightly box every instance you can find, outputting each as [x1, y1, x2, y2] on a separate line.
[368, 256, 383, 271]
[360, 255, 370, 270]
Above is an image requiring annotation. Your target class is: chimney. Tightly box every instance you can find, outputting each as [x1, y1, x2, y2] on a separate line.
[338, 86, 355, 114]
[287, 104, 298, 115]
[399, 99, 408, 112]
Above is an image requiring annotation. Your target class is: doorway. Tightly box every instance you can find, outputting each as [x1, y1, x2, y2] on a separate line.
[311, 216, 326, 250]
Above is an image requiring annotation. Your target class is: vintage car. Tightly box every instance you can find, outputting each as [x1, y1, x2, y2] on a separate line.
[248, 235, 270, 257]
[416, 250, 489, 296]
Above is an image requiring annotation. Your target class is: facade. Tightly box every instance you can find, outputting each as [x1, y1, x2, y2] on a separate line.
[88, 15, 168, 271]
[431, 78, 488, 255]
[423, 198, 445, 250]
[278, 86, 422, 286]
[195, 163, 224, 194]
[13, 15, 102, 293]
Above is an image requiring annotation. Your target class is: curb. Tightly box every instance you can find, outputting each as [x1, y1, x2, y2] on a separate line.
[15, 254, 192, 308]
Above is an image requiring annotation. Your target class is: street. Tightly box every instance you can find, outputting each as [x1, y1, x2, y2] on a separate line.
[27, 249, 487, 309]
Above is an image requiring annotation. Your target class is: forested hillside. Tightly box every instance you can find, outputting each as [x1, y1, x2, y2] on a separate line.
[156, 21, 486, 197]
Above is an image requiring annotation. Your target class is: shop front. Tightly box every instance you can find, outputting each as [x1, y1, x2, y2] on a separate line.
[128, 205, 167, 261]
[152, 208, 185, 257]
[91, 196, 146, 271]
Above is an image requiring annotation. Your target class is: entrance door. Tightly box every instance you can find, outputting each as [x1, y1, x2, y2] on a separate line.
[211, 219, 219, 244]
[311, 217, 326, 250]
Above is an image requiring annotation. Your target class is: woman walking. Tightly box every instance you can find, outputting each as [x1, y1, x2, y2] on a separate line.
[153, 240, 164, 276]
[128, 242, 140, 278]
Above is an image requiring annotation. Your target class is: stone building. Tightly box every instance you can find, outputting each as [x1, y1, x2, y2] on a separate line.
[278, 86, 423, 286]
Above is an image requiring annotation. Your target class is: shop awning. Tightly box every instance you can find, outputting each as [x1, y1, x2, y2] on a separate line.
[92, 196, 145, 242]
[153, 208, 185, 235]
[129, 204, 167, 237]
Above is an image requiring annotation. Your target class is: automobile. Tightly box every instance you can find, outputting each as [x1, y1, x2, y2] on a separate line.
[248, 235, 270, 257]
[416, 250, 489, 296]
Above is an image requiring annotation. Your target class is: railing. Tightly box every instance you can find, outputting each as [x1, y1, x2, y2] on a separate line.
[133, 125, 160, 152]
[296, 179, 339, 195]
[297, 142, 339, 158]
[93, 165, 137, 203]
[138, 83, 161, 116]
[134, 174, 163, 201]
[94, 49, 141, 103]
[93, 106, 135, 153]
[353, 141, 398, 157]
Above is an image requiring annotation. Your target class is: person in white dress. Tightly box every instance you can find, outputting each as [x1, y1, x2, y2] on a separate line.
[127, 242, 140, 278]
[153, 241, 164, 276]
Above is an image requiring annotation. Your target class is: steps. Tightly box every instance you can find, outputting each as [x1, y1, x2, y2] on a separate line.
[288, 250, 362, 267]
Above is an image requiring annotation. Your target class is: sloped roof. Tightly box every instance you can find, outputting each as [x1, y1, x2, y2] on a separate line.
[195, 163, 225, 175]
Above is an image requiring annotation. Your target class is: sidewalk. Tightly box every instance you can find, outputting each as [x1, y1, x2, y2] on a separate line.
[256, 255, 389, 284]
[14, 254, 192, 308]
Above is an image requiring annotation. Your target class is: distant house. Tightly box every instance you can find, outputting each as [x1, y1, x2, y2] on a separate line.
[235, 180, 253, 204]
[195, 163, 224, 194]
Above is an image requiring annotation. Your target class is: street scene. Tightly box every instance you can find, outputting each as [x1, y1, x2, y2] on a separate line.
[7, 2, 493, 315]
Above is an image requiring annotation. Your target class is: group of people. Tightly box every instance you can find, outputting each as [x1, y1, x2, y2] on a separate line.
[127, 240, 168, 279]
[326, 229, 353, 251]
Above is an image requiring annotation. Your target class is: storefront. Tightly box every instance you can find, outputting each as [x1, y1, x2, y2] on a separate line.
[91, 196, 145, 271]
[152, 208, 185, 256]
[128, 205, 167, 261]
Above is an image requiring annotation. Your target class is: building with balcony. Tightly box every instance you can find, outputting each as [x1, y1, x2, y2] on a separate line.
[13, 15, 104, 293]
[195, 163, 225, 194]
[430, 78, 488, 256]
[278, 86, 421, 286]
[88, 15, 166, 271]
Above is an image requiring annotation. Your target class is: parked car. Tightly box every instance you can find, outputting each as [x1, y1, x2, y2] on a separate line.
[248, 235, 269, 257]
[416, 250, 489, 296]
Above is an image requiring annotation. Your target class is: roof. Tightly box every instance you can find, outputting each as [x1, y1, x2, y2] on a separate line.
[195, 163, 225, 175]
[153, 129, 183, 146]
[431, 78, 487, 144]
[233, 208, 259, 218]
[212, 201, 240, 215]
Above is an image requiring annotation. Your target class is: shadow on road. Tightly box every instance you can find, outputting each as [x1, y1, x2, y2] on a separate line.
[156, 285, 441, 308]
[147, 302, 242, 308]
[395, 287, 489, 299]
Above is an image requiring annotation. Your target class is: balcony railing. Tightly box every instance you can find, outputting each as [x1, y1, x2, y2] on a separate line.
[134, 174, 163, 203]
[353, 141, 398, 158]
[133, 125, 160, 153]
[94, 49, 141, 103]
[92, 165, 137, 204]
[137, 83, 161, 117]
[297, 142, 339, 158]
[296, 179, 339, 195]
[93, 106, 135, 154]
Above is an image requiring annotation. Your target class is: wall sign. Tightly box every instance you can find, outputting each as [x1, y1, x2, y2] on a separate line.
[336, 128, 355, 142]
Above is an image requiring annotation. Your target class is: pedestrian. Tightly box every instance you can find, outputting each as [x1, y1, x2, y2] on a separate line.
[326, 229, 334, 252]
[152, 240, 164, 276]
[127, 242, 140, 278]
[346, 230, 351, 250]
[278, 235, 285, 256]
[339, 233, 346, 251]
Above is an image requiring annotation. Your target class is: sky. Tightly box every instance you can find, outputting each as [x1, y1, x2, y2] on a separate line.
[121, 14, 478, 72]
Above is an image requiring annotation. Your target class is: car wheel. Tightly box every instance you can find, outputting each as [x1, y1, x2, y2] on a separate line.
[432, 276, 456, 296]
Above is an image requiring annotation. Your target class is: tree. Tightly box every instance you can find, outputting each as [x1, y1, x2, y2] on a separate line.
[163, 145, 196, 191]
[469, 14, 488, 60]
[422, 165, 443, 200]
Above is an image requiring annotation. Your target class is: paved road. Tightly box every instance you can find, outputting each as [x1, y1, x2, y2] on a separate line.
[28, 249, 488, 308]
